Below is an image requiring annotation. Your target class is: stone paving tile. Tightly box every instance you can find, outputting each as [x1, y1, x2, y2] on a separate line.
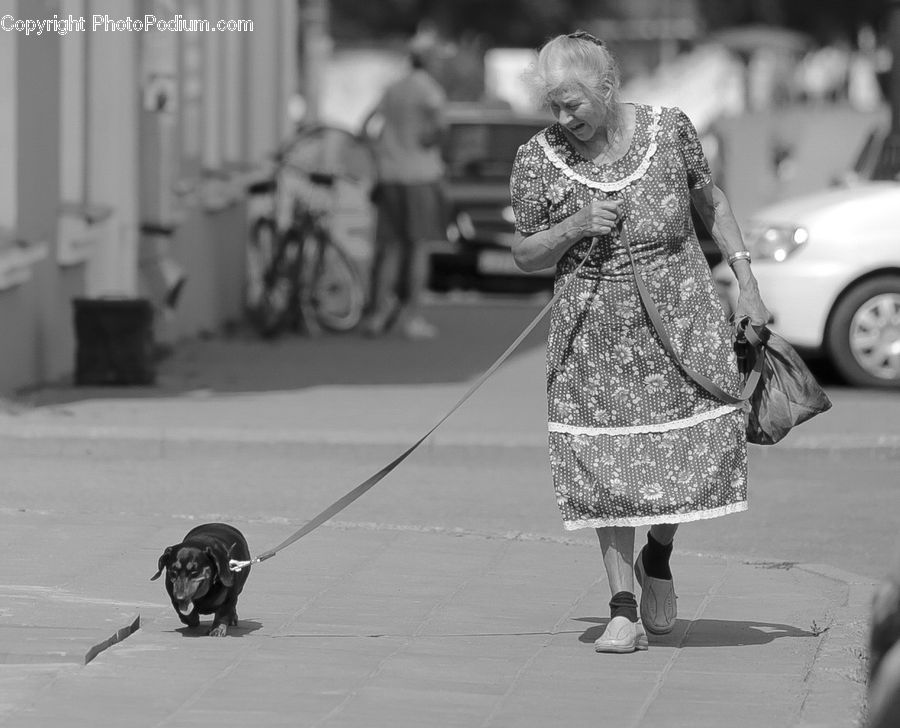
[524, 647, 664, 677]
[371, 650, 528, 694]
[160, 709, 303, 728]
[668, 643, 815, 676]
[485, 691, 644, 728]
[318, 693, 498, 728]
[713, 563, 848, 602]
[641, 699, 803, 728]
[657, 669, 801, 702]
[0, 664, 80, 723]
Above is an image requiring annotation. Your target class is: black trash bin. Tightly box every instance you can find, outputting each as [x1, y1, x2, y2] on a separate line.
[73, 297, 156, 385]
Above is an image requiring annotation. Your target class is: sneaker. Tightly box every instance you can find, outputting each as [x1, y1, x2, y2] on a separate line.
[400, 315, 438, 340]
[594, 616, 649, 653]
[635, 547, 677, 635]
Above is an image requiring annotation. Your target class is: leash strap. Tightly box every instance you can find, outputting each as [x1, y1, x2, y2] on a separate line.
[620, 222, 763, 404]
[230, 238, 598, 571]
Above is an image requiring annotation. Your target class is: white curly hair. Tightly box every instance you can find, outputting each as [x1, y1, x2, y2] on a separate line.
[523, 31, 623, 136]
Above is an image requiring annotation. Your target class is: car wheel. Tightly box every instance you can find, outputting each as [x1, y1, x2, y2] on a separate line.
[825, 275, 900, 388]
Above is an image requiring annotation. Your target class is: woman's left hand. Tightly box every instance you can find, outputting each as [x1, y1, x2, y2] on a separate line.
[734, 285, 771, 326]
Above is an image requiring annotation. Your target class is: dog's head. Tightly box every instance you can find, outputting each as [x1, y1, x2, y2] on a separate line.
[151, 541, 234, 615]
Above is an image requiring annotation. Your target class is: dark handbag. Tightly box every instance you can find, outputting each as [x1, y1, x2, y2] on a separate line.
[619, 227, 832, 445]
[733, 320, 832, 445]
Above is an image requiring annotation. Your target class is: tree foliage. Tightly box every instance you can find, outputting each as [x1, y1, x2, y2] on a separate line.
[329, 0, 616, 47]
[329, 0, 890, 48]
[695, 0, 888, 44]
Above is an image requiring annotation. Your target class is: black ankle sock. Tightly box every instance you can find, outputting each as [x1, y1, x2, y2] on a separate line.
[609, 591, 638, 622]
[643, 532, 673, 580]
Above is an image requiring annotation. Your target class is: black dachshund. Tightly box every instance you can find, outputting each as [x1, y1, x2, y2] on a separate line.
[151, 523, 251, 636]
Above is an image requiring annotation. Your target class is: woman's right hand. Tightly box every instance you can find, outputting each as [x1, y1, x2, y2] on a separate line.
[571, 198, 621, 238]
[513, 198, 621, 273]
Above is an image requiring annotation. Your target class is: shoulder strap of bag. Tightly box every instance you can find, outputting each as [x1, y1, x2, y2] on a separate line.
[619, 222, 762, 404]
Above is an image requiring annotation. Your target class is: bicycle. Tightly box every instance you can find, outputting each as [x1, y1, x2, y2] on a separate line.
[245, 125, 376, 338]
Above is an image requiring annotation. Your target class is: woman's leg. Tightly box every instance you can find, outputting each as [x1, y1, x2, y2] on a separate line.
[649, 523, 678, 546]
[643, 523, 679, 578]
[596, 526, 635, 595]
[396, 184, 440, 340]
[636, 523, 679, 634]
[362, 189, 403, 335]
[594, 526, 646, 652]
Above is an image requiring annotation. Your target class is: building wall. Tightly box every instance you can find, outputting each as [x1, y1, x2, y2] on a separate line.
[0, 0, 298, 392]
[715, 104, 890, 224]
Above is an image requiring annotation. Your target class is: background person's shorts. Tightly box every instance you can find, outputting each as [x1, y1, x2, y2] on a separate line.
[374, 181, 447, 246]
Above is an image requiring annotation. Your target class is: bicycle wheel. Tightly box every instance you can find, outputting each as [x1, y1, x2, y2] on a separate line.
[252, 230, 301, 338]
[305, 236, 365, 332]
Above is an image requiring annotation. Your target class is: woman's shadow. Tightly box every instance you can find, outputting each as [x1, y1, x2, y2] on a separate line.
[575, 617, 818, 647]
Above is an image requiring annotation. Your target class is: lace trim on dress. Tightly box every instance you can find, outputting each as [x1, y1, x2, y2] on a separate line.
[563, 501, 748, 530]
[536, 105, 663, 192]
[548, 404, 740, 437]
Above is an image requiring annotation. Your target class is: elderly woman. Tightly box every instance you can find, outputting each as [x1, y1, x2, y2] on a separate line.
[510, 32, 770, 653]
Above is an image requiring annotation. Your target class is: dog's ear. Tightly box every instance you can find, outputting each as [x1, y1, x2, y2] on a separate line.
[150, 545, 177, 581]
[205, 544, 234, 587]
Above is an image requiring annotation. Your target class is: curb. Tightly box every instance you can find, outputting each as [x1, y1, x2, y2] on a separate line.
[0, 423, 545, 459]
[794, 563, 876, 728]
[84, 615, 141, 665]
[0, 614, 141, 667]
[0, 420, 898, 457]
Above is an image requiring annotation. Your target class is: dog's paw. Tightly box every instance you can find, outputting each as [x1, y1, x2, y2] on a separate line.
[208, 623, 228, 637]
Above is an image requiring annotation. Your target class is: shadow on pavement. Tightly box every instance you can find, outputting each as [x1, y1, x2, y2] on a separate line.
[575, 617, 817, 646]
[13, 297, 859, 410]
[17, 299, 551, 407]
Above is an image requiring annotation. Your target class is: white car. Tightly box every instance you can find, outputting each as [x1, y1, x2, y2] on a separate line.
[714, 181, 900, 388]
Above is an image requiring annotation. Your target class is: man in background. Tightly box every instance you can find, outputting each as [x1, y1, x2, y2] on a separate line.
[361, 32, 448, 340]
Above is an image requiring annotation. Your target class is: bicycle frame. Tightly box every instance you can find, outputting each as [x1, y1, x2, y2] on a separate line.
[246, 125, 375, 338]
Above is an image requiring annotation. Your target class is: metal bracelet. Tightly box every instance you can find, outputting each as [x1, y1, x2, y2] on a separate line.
[727, 250, 751, 267]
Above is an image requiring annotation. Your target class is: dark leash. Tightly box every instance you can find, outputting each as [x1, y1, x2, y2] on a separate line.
[229, 239, 598, 572]
[619, 221, 763, 404]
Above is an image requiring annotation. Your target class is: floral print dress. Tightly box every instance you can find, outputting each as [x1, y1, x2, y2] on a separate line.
[510, 104, 747, 529]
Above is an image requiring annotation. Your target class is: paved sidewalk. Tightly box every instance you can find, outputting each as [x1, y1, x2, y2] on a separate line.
[0, 312, 882, 727]
[0, 518, 873, 728]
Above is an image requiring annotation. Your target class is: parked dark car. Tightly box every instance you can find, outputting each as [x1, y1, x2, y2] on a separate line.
[428, 103, 723, 293]
[430, 103, 554, 294]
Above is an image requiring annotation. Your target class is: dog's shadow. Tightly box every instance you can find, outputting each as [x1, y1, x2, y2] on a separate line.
[575, 617, 817, 647]
[175, 620, 263, 638]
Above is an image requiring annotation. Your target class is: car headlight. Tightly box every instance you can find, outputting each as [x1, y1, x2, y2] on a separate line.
[745, 224, 809, 262]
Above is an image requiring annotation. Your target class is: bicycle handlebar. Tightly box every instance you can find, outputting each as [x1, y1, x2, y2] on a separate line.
[270, 123, 377, 187]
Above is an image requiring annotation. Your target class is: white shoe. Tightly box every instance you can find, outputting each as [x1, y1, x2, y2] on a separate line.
[635, 548, 677, 635]
[400, 315, 438, 340]
[594, 616, 649, 653]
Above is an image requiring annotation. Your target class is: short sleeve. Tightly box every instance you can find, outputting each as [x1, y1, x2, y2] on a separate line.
[673, 108, 711, 189]
[509, 141, 550, 235]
